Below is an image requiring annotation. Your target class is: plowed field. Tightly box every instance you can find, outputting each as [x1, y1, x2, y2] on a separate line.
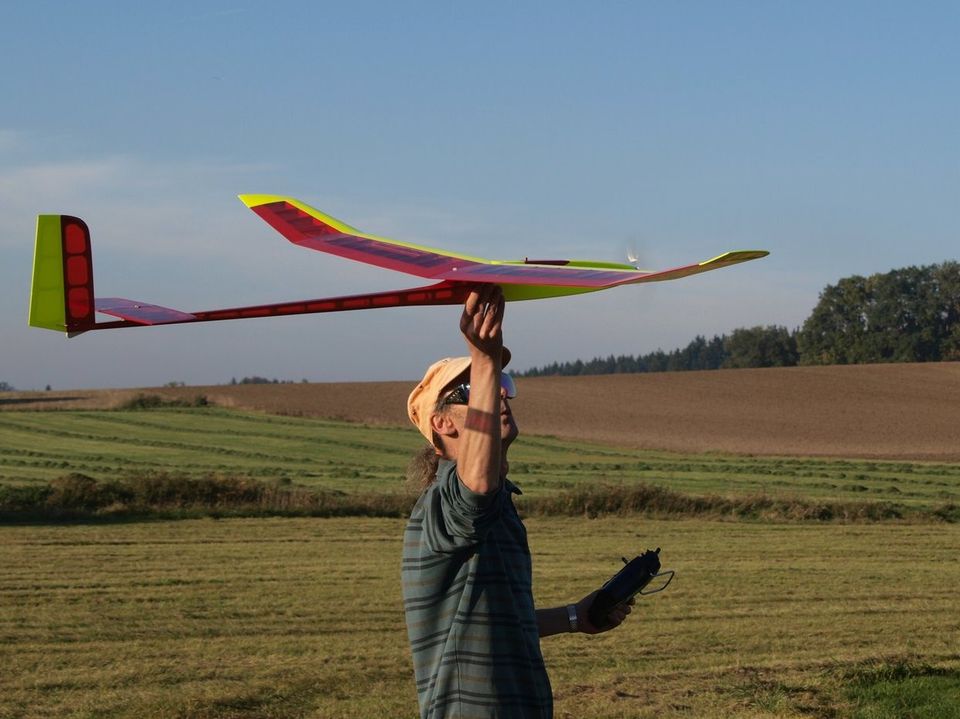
[3, 362, 959, 461]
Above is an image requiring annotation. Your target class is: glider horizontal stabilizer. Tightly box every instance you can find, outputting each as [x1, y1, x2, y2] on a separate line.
[95, 298, 197, 325]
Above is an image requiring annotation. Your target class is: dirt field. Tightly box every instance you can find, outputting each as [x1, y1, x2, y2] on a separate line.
[3, 362, 959, 461]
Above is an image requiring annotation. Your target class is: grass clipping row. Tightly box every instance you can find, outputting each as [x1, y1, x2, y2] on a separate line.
[2, 472, 957, 523]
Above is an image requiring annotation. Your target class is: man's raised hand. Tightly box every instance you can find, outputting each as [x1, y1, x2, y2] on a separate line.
[460, 285, 505, 360]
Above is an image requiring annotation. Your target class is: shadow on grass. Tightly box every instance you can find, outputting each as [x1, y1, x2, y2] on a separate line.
[833, 657, 960, 719]
[724, 657, 960, 719]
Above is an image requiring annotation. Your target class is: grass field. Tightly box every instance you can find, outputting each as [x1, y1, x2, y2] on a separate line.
[2, 407, 959, 510]
[2, 517, 958, 718]
[1, 403, 959, 717]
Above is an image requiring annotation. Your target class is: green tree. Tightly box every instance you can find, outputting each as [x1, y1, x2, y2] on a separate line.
[933, 261, 960, 360]
[723, 326, 799, 369]
[798, 262, 960, 364]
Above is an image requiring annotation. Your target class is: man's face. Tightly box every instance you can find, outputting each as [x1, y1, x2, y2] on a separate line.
[439, 375, 519, 448]
[497, 390, 520, 447]
[443, 388, 519, 445]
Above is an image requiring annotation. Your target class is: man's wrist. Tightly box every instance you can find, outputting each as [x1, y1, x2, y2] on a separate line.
[468, 350, 500, 369]
[566, 604, 579, 633]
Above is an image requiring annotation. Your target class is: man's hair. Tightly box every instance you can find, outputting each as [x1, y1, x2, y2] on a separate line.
[406, 445, 441, 492]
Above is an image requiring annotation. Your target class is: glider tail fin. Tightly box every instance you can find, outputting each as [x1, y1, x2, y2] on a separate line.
[29, 215, 97, 336]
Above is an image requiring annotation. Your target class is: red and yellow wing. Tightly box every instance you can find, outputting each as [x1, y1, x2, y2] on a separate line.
[239, 195, 768, 293]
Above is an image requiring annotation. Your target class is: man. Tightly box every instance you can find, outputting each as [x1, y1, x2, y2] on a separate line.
[402, 285, 632, 719]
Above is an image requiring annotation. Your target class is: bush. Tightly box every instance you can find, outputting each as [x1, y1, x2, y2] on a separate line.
[118, 394, 209, 410]
[0, 472, 417, 521]
[0, 475, 944, 524]
[46, 473, 132, 511]
[519, 482, 909, 522]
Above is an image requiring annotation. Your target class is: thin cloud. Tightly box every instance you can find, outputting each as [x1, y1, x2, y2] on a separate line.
[0, 157, 128, 204]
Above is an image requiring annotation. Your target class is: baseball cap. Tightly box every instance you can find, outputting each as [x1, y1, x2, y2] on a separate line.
[407, 347, 511, 445]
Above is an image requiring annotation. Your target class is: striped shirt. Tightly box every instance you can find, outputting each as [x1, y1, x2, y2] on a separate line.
[402, 460, 553, 719]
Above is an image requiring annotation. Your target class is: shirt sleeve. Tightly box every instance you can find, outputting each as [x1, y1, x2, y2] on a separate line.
[422, 460, 504, 553]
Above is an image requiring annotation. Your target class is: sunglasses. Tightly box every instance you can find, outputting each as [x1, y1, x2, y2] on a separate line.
[442, 372, 517, 406]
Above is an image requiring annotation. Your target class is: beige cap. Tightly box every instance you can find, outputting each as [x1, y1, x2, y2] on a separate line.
[407, 348, 511, 445]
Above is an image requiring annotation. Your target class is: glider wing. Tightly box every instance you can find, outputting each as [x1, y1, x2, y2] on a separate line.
[239, 194, 488, 279]
[240, 195, 768, 289]
[89, 283, 467, 330]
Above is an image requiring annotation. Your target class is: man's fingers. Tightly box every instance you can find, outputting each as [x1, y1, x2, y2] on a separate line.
[461, 288, 490, 336]
[464, 286, 493, 317]
[603, 600, 633, 628]
[477, 286, 500, 320]
[481, 285, 504, 327]
[492, 291, 505, 321]
[478, 295, 502, 337]
[463, 286, 503, 334]
[460, 285, 505, 351]
[464, 287, 494, 323]
[484, 302, 505, 340]
[463, 290, 480, 316]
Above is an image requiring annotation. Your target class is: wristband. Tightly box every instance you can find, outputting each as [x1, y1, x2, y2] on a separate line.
[566, 604, 579, 633]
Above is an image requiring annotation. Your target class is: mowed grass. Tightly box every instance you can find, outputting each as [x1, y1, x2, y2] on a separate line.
[2, 408, 959, 509]
[1, 517, 958, 718]
[2, 407, 960, 717]
[0, 409, 418, 492]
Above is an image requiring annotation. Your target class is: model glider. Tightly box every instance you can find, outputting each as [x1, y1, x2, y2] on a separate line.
[28, 195, 769, 336]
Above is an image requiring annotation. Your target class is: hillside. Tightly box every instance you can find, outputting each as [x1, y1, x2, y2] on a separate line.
[3, 362, 959, 461]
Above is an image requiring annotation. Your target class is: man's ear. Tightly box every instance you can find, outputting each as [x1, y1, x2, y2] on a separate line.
[430, 411, 458, 439]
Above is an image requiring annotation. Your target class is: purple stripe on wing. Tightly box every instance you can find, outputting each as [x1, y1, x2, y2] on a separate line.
[444, 263, 643, 287]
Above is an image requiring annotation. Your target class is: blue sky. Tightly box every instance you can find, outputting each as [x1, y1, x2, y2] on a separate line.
[2, 2, 957, 389]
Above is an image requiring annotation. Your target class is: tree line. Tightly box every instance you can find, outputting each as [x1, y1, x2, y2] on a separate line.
[517, 261, 960, 377]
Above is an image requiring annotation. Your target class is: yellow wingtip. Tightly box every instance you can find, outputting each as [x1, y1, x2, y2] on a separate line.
[238, 194, 364, 234]
[237, 194, 287, 208]
[699, 250, 770, 266]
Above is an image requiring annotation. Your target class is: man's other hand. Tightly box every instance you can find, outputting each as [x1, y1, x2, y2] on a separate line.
[575, 590, 634, 634]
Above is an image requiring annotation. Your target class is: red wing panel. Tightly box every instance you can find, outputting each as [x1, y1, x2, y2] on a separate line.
[246, 198, 768, 290]
[89, 283, 472, 330]
[249, 201, 482, 279]
[250, 200, 644, 286]
[190, 282, 469, 322]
